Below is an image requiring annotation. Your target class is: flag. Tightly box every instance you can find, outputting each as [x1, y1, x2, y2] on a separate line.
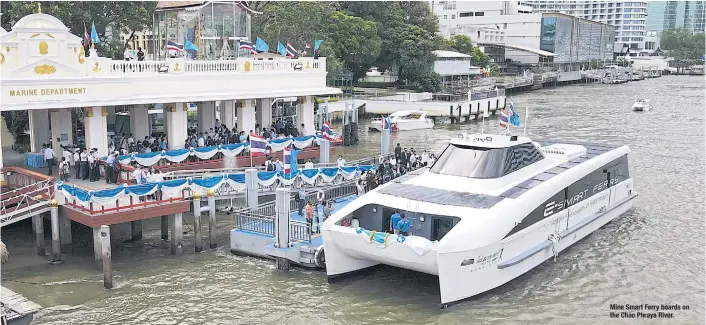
[285, 42, 298, 58]
[382, 115, 392, 133]
[290, 148, 300, 173]
[249, 132, 267, 157]
[239, 40, 257, 54]
[90, 22, 100, 44]
[499, 108, 509, 128]
[277, 41, 287, 56]
[314, 40, 324, 51]
[508, 101, 521, 127]
[255, 37, 269, 53]
[185, 39, 199, 51]
[167, 40, 184, 52]
[322, 121, 337, 141]
[305, 43, 312, 49]
[83, 23, 90, 47]
[283, 146, 291, 174]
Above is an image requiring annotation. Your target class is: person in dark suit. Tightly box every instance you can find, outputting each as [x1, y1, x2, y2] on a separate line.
[394, 143, 402, 160]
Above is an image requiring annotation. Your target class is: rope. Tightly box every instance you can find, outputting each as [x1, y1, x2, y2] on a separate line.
[549, 233, 561, 262]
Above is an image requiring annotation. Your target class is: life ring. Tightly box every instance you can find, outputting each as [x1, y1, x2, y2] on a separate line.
[314, 245, 326, 269]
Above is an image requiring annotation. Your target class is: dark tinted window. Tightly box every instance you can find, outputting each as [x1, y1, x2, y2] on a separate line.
[430, 143, 543, 179]
[502, 143, 545, 175]
[430, 144, 507, 178]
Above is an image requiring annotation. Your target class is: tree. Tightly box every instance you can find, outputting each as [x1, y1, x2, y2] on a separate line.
[1, 1, 156, 59]
[446, 34, 474, 55]
[660, 28, 706, 61]
[326, 11, 381, 81]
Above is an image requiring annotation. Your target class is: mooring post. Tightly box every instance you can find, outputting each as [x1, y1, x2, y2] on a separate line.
[49, 200, 62, 264]
[170, 212, 183, 255]
[192, 191, 203, 253]
[100, 225, 113, 289]
[130, 220, 142, 241]
[93, 227, 102, 268]
[380, 130, 391, 157]
[161, 216, 169, 240]
[59, 210, 72, 251]
[274, 188, 290, 270]
[33, 215, 45, 256]
[245, 169, 258, 211]
[319, 140, 330, 164]
[207, 189, 217, 249]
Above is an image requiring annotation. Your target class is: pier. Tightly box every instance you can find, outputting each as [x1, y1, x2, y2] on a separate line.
[0, 286, 41, 325]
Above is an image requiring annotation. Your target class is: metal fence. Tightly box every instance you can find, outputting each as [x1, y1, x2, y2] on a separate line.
[289, 221, 311, 243]
[233, 210, 275, 237]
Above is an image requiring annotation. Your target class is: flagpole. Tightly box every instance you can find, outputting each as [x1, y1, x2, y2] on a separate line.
[523, 106, 529, 137]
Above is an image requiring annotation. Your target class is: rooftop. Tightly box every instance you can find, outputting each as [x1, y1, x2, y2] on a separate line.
[433, 50, 472, 59]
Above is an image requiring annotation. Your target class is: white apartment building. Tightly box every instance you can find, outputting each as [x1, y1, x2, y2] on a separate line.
[433, 1, 534, 37]
[527, 1, 648, 51]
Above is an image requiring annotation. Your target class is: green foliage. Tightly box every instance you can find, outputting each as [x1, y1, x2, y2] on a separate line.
[660, 29, 705, 61]
[0, 1, 156, 59]
[1, 111, 28, 142]
[445, 34, 491, 68]
[326, 11, 381, 81]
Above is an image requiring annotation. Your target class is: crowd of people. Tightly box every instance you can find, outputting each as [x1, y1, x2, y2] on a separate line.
[353, 144, 436, 195]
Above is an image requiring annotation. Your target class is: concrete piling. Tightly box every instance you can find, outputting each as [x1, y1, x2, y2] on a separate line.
[275, 188, 290, 270]
[93, 227, 101, 268]
[100, 225, 112, 289]
[161, 216, 169, 240]
[170, 212, 183, 255]
[319, 140, 330, 164]
[59, 211, 72, 251]
[380, 130, 390, 157]
[207, 189, 217, 249]
[130, 220, 142, 241]
[49, 200, 62, 264]
[33, 215, 44, 256]
[193, 192, 203, 253]
[245, 169, 258, 211]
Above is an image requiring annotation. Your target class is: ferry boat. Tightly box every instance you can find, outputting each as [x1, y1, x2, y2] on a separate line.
[321, 133, 636, 307]
[632, 99, 652, 112]
[369, 110, 434, 132]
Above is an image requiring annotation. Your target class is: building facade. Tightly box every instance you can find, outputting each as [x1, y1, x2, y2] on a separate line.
[432, 1, 534, 37]
[528, 1, 648, 51]
[540, 13, 616, 63]
[647, 1, 706, 34]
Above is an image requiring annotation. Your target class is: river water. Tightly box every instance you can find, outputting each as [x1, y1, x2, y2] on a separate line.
[2, 76, 704, 324]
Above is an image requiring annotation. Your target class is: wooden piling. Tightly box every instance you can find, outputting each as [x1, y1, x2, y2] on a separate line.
[49, 200, 62, 264]
[170, 213, 183, 255]
[207, 189, 217, 249]
[193, 192, 203, 253]
[93, 227, 102, 268]
[33, 215, 45, 256]
[161, 216, 169, 240]
[130, 220, 142, 241]
[100, 225, 112, 289]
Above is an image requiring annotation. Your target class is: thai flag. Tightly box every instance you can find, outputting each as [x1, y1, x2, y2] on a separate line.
[283, 146, 291, 174]
[382, 115, 392, 133]
[286, 42, 298, 57]
[305, 43, 312, 49]
[239, 40, 257, 54]
[499, 109, 509, 128]
[322, 121, 336, 141]
[167, 40, 184, 52]
[83, 24, 91, 47]
[249, 132, 267, 157]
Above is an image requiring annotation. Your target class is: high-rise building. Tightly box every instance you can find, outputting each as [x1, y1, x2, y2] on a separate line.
[432, 1, 534, 37]
[647, 1, 706, 34]
[527, 1, 648, 51]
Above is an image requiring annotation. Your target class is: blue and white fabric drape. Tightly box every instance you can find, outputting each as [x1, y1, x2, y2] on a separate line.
[113, 136, 329, 167]
[56, 164, 376, 205]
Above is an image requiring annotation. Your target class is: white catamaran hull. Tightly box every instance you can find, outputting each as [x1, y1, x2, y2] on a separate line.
[437, 181, 635, 305]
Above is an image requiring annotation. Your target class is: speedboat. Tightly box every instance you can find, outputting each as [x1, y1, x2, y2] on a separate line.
[321, 133, 636, 307]
[632, 99, 652, 112]
[369, 110, 434, 132]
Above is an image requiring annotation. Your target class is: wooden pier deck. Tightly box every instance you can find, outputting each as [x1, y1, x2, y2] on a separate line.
[1, 286, 41, 325]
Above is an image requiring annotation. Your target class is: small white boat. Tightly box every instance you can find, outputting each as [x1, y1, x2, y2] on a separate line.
[369, 110, 434, 132]
[632, 99, 652, 112]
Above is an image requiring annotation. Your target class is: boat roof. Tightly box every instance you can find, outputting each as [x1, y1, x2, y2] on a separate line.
[391, 110, 427, 116]
[450, 133, 532, 149]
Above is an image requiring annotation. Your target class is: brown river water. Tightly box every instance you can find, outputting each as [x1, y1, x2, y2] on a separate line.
[1, 75, 704, 324]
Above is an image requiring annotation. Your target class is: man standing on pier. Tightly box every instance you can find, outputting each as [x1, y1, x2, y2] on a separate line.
[43, 144, 56, 176]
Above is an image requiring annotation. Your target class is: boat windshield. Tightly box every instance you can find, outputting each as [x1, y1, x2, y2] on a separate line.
[429, 142, 544, 178]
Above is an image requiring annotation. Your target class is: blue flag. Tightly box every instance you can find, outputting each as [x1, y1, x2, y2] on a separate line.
[185, 39, 199, 51]
[314, 39, 324, 51]
[277, 41, 287, 56]
[90, 22, 100, 44]
[508, 101, 521, 127]
[255, 37, 269, 53]
[290, 148, 300, 173]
